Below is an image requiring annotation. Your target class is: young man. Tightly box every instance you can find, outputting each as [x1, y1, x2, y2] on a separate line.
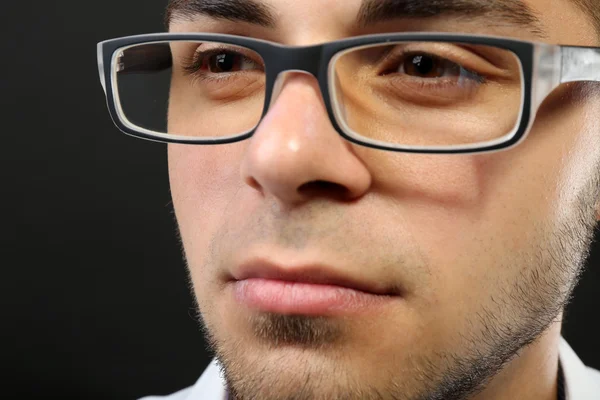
[98, 0, 600, 398]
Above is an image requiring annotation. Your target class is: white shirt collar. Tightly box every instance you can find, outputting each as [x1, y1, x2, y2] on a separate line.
[185, 358, 227, 400]
[173, 337, 600, 400]
[558, 337, 600, 399]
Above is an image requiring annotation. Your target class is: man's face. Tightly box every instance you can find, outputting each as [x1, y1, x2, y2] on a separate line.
[167, 1, 600, 399]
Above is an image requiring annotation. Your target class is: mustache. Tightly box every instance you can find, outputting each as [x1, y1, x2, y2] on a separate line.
[215, 197, 374, 251]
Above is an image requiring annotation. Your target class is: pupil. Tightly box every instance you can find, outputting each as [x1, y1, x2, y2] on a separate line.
[412, 55, 435, 76]
[214, 53, 235, 72]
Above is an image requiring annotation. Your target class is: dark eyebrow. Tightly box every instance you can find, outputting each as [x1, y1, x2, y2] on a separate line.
[357, 0, 547, 38]
[166, 0, 276, 28]
[166, 0, 547, 39]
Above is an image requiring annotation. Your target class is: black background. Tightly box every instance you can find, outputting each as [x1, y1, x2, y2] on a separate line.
[2, 1, 599, 399]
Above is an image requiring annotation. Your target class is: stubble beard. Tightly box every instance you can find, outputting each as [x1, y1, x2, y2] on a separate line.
[187, 177, 599, 400]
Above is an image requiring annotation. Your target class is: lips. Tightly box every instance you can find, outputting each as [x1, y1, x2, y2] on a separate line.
[231, 260, 398, 296]
[229, 259, 401, 316]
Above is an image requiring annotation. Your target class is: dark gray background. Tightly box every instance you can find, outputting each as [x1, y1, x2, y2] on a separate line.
[1, 1, 598, 399]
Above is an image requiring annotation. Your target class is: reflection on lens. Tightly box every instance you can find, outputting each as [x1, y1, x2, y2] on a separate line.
[114, 41, 266, 139]
[332, 42, 523, 147]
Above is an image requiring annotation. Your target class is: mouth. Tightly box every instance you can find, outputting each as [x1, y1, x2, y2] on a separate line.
[228, 260, 402, 316]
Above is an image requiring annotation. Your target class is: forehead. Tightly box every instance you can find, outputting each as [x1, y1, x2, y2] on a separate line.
[167, 0, 597, 46]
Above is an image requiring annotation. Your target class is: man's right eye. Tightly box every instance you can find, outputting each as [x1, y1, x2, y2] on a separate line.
[184, 48, 264, 76]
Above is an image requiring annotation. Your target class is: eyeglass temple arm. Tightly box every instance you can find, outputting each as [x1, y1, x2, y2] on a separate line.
[533, 45, 600, 111]
[561, 46, 600, 83]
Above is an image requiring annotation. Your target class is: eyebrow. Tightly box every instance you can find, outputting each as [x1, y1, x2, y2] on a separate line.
[166, 0, 276, 28]
[166, 0, 547, 38]
[357, 0, 547, 37]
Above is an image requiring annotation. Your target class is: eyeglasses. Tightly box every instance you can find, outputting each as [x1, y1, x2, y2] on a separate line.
[97, 32, 600, 154]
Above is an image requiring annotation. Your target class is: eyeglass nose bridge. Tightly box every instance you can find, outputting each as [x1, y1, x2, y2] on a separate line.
[264, 45, 328, 111]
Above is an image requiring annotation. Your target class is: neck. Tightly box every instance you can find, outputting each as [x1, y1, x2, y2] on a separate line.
[473, 321, 562, 400]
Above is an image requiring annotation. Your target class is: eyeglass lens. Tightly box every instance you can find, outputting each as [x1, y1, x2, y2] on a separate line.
[114, 40, 523, 147]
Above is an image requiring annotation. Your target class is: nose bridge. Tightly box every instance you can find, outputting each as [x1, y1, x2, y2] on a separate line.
[268, 70, 315, 109]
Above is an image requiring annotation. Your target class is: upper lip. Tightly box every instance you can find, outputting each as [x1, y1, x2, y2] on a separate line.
[231, 259, 400, 296]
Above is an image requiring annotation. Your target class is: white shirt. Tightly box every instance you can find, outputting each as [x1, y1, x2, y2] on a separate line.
[140, 338, 600, 400]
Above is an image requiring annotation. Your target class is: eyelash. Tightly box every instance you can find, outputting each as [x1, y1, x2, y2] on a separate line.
[179, 45, 490, 100]
[181, 46, 263, 82]
[379, 50, 487, 84]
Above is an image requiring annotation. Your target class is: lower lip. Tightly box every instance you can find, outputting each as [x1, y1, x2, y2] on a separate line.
[232, 278, 395, 316]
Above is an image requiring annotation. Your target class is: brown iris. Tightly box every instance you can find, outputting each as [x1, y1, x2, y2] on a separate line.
[205, 52, 242, 73]
[402, 53, 460, 78]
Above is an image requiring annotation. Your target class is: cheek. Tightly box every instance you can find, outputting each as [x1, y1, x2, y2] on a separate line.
[358, 88, 600, 309]
[496, 84, 600, 226]
[551, 102, 600, 219]
[168, 143, 246, 267]
[168, 77, 263, 138]
[364, 149, 489, 264]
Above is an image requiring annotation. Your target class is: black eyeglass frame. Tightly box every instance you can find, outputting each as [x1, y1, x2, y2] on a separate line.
[98, 32, 600, 154]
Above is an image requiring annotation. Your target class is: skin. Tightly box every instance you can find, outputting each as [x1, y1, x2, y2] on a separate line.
[167, 0, 600, 399]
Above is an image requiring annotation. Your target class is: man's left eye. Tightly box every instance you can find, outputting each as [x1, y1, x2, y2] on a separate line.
[201, 51, 262, 73]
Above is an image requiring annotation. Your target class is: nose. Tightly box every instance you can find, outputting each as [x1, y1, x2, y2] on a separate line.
[240, 72, 372, 206]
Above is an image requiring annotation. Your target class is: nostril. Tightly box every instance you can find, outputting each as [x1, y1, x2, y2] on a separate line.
[298, 180, 351, 200]
[245, 176, 262, 191]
